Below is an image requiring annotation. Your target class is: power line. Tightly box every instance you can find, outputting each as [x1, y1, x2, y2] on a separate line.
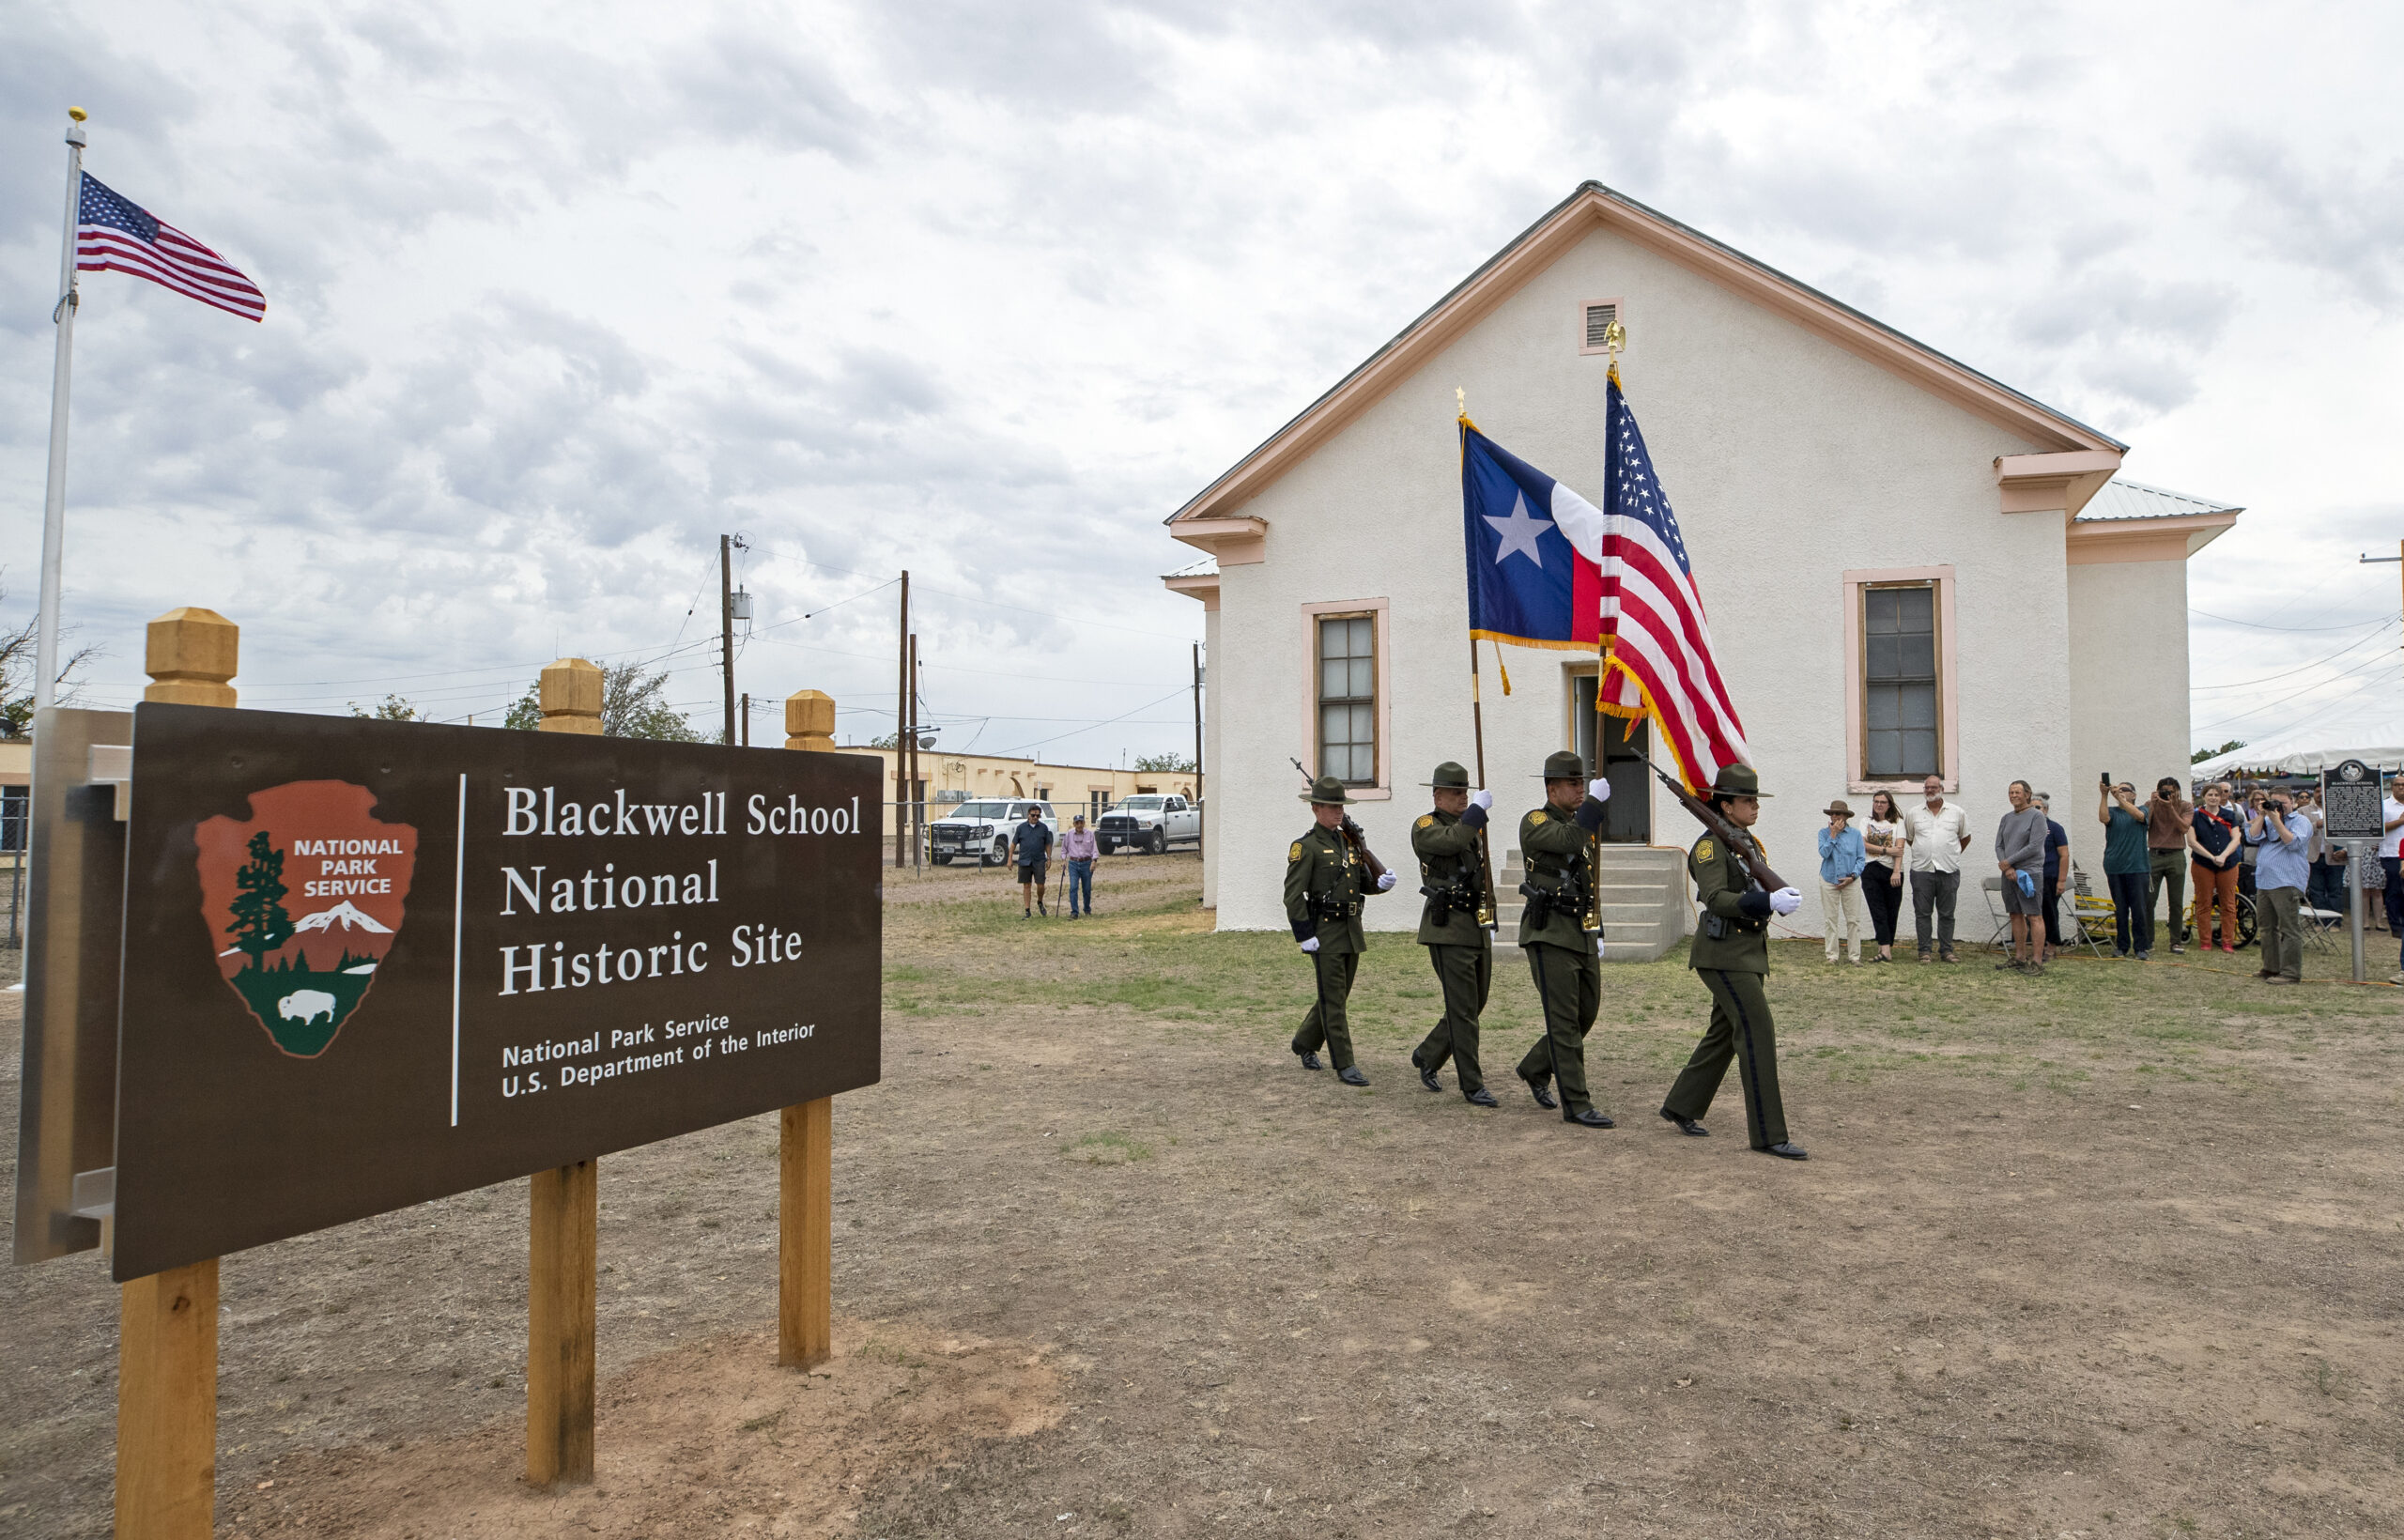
[2191, 646, 2404, 733]
[779, 556, 1199, 642]
[2190, 619, 2402, 692]
[991, 686, 1194, 755]
[2189, 608, 2395, 633]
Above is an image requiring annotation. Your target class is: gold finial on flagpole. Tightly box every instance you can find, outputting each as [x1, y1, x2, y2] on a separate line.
[1605, 317, 1626, 383]
[1456, 385, 1466, 418]
[68, 106, 87, 122]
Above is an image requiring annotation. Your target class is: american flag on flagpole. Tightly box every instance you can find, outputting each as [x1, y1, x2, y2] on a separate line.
[76, 172, 266, 322]
[1591, 367, 1750, 791]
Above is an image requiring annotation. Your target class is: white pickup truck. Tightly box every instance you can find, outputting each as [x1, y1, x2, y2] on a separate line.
[929, 799, 1057, 867]
[1096, 793, 1200, 855]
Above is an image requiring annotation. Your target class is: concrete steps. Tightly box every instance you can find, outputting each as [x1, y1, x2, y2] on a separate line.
[1493, 844, 1688, 962]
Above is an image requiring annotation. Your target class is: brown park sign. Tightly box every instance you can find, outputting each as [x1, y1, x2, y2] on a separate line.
[112, 703, 882, 1281]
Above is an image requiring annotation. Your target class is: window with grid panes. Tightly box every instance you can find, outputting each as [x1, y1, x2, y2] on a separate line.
[1862, 584, 1939, 778]
[1317, 614, 1378, 784]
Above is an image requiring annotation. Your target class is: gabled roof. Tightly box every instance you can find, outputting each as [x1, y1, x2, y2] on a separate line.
[1168, 181, 2126, 528]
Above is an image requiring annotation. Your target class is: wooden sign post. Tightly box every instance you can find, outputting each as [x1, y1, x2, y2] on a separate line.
[117, 606, 239, 1540]
[530, 657, 604, 1486]
[779, 689, 837, 1369]
[69, 640, 880, 1533]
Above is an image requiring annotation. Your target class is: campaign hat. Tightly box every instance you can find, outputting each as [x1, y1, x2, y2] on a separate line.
[1299, 774, 1357, 805]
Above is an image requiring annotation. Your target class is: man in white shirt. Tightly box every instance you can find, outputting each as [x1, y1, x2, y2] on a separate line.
[1902, 773, 1973, 963]
[2381, 775, 2404, 939]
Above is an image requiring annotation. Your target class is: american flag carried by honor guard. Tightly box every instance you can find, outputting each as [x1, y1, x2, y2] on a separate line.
[1591, 364, 1750, 791]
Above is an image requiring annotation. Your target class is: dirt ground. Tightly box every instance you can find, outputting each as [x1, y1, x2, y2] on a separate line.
[4, 852, 2402, 1538]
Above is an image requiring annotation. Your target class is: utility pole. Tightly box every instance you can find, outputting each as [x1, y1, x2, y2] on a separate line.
[2362, 540, 2402, 661]
[908, 632, 923, 872]
[895, 572, 910, 868]
[740, 692, 750, 748]
[718, 534, 751, 746]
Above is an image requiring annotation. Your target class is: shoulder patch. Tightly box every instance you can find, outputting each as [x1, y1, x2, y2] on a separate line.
[1695, 837, 1717, 864]
[1415, 814, 1435, 830]
[1288, 840, 1304, 864]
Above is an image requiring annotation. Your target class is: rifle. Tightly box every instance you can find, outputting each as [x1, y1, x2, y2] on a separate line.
[1289, 758, 1390, 886]
[1649, 763, 1788, 892]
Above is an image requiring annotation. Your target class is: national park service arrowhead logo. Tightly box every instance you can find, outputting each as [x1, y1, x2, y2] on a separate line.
[194, 781, 417, 1058]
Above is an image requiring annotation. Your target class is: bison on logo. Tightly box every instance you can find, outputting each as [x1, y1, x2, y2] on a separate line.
[194, 781, 417, 1057]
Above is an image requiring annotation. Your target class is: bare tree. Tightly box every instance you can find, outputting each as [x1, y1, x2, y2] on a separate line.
[0, 578, 102, 737]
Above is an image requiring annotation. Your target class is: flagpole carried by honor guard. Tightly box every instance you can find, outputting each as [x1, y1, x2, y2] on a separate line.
[35, 107, 88, 715]
[1457, 387, 1500, 930]
[1581, 319, 1630, 932]
[1596, 315, 1628, 762]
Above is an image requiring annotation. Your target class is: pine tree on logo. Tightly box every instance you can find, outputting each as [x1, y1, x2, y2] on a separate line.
[228, 830, 294, 971]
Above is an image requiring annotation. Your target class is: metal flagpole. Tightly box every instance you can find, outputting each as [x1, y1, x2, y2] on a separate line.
[34, 109, 88, 715]
[1457, 390, 1501, 929]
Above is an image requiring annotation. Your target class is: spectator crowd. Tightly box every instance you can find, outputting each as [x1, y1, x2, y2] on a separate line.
[1809, 770, 2404, 986]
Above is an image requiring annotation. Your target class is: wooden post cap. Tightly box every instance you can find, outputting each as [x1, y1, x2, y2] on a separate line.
[784, 690, 835, 752]
[539, 658, 604, 735]
[143, 607, 239, 707]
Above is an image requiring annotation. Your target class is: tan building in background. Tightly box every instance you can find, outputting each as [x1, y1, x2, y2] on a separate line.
[840, 745, 1197, 839]
[4, 737, 31, 948]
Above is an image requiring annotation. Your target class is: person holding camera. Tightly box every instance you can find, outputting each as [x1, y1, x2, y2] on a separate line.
[2098, 777, 2153, 959]
[2145, 777, 2194, 953]
[2245, 787, 2313, 984]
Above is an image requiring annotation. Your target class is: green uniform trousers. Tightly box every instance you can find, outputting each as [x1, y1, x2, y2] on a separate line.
[1516, 940, 1599, 1112]
[1664, 968, 1789, 1149]
[1291, 949, 1361, 1070]
[1412, 943, 1491, 1095]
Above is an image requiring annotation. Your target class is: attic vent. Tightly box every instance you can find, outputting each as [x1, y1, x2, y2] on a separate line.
[1579, 299, 1624, 356]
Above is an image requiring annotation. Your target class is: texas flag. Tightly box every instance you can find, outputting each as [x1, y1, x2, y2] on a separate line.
[1459, 422, 1603, 652]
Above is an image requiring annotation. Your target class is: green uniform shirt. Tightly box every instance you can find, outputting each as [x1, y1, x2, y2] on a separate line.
[1411, 808, 1492, 947]
[1688, 827, 1771, 974]
[1284, 822, 1369, 953]
[1518, 802, 1600, 950]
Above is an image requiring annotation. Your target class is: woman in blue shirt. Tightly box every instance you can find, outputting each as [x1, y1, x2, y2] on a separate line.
[1818, 799, 1869, 963]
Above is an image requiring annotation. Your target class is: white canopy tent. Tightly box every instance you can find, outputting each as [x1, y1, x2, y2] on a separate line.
[2192, 727, 2404, 779]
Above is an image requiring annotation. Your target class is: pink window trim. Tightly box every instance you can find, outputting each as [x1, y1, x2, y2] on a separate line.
[1577, 296, 1626, 357]
[1300, 598, 1393, 801]
[1842, 565, 1961, 797]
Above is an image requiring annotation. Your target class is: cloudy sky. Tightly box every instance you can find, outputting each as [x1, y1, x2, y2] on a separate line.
[5, 0, 2400, 764]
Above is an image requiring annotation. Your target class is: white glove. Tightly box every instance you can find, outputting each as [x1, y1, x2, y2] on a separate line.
[1588, 778, 1611, 803]
[1769, 886, 1803, 916]
[1470, 788, 1493, 811]
[1595, 935, 1606, 956]
[1300, 936, 1320, 953]
[1376, 870, 1397, 891]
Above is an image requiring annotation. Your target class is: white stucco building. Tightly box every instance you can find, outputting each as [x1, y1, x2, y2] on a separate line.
[1164, 183, 2239, 947]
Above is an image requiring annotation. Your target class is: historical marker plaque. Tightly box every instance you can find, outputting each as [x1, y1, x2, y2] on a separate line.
[2319, 759, 2386, 844]
[112, 703, 882, 1280]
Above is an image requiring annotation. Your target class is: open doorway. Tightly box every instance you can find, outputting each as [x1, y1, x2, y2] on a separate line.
[1573, 674, 1652, 844]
